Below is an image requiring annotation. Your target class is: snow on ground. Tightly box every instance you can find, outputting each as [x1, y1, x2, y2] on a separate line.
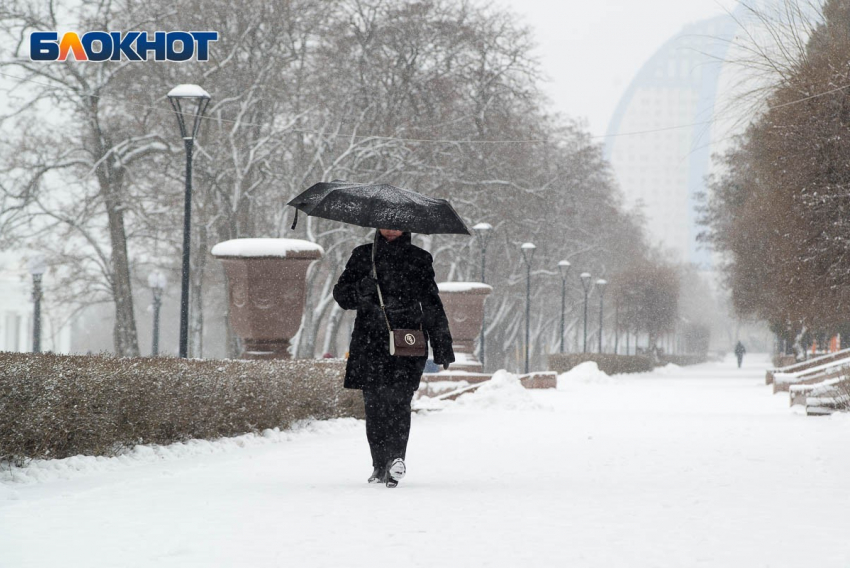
[557, 360, 615, 386]
[2, 353, 849, 567]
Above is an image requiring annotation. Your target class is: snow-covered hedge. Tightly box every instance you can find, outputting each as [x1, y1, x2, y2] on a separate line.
[548, 353, 654, 375]
[0, 352, 362, 464]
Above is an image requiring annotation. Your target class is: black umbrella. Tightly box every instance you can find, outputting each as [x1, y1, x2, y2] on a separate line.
[287, 180, 470, 235]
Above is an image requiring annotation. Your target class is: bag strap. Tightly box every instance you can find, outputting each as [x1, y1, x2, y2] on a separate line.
[372, 234, 393, 333]
[371, 232, 422, 333]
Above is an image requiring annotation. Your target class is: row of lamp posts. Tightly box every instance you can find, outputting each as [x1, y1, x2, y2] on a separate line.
[472, 225, 611, 373]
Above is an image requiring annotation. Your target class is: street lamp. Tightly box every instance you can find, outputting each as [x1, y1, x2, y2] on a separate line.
[557, 260, 571, 353]
[28, 255, 46, 353]
[148, 270, 167, 356]
[614, 296, 620, 354]
[579, 272, 592, 353]
[473, 222, 493, 368]
[168, 84, 211, 359]
[596, 279, 607, 353]
[520, 243, 536, 374]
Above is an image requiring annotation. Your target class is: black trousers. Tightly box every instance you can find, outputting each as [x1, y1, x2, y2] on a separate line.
[362, 383, 415, 469]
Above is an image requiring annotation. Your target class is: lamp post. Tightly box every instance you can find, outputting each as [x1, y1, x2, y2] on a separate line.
[520, 243, 536, 374]
[579, 272, 592, 353]
[557, 260, 571, 353]
[148, 270, 167, 356]
[596, 279, 607, 353]
[473, 222, 493, 368]
[28, 255, 46, 353]
[168, 84, 211, 359]
[614, 296, 620, 354]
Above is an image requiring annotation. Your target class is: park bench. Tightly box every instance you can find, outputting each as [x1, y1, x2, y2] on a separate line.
[772, 359, 850, 393]
[788, 378, 842, 407]
[766, 348, 850, 385]
[805, 385, 849, 416]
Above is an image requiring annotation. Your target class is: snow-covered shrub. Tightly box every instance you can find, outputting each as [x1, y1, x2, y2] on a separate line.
[0, 352, 362, 464]
[547, 353, 654, 376]
[833, 376, 850, 412]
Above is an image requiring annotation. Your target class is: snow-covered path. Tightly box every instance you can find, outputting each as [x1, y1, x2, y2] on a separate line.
[2, 354, 848, 567]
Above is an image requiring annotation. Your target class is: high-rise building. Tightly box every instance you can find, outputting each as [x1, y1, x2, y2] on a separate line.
[604, 12, 743, 266]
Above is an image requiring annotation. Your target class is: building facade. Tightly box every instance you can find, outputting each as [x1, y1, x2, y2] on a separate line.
[604, 13, 741, 266]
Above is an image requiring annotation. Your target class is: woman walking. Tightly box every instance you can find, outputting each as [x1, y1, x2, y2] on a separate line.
[333, 228, 454, 488]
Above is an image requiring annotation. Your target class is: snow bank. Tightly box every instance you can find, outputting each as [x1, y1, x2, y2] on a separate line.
[452, 370, 548, 411]
[652, 363, 684, 376]
[210, 238, 324, 258]
[0, 418, 361, 487]
[437, 282, 493, 293]
[0, 482, 19, 501]
[557, 361, 613, 387]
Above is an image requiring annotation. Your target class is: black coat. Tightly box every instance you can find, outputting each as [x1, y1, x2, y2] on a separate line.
[333, 232, 454, 390]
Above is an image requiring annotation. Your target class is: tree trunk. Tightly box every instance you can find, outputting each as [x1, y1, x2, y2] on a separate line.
[322, 303, 344, 357]
[100, 174, 140, 357]
[189, 224, 209, 358]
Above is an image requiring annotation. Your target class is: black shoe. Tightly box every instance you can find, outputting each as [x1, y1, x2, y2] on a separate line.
[385, 458, 405, 488]
[367, 466, 386, 484]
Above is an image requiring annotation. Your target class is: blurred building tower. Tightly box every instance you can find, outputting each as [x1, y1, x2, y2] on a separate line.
[604, 13, 740, 267]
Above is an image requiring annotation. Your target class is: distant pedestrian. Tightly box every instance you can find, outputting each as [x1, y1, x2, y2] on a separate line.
[333, 228, 454, 488]
[734, 341, 746, 368]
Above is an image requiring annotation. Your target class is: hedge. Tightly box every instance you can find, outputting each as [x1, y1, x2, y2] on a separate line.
[0, 352, 363, 464]
[547, 353, 654, 375]
[658, 354, 708, 367]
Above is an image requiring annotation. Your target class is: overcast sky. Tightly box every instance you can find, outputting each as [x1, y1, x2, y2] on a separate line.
[501, 0, 740, 136]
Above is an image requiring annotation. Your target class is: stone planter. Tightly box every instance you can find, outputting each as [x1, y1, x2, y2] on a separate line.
[211, 238, 324, 360]
[437, 282, 492, 373]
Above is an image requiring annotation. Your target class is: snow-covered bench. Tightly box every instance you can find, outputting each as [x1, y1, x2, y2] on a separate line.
[806, 389, 849, 416]
[772, 360, 850, 393]
[766, 348, 850, 385]
[789, 378, 842, 407]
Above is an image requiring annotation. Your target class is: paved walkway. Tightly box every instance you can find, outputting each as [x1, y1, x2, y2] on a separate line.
[1, 354, 848, 567]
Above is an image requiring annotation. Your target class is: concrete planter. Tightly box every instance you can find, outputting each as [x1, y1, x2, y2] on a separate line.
[211, 238, 324, 360]
[437, 282, 492, 373]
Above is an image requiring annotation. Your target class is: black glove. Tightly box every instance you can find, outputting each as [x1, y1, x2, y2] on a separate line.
[434, 352, 455, 370]
[356, 276, 379, 304]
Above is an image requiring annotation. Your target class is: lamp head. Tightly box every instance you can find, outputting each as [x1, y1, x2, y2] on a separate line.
[520, 242, 536, 265]
[167, 84, 211, 140]
[472, 222, 493, 248]
[557, 260, 571, 278]
[28, 255, 47, 276]
[148, 270, 167, 291]
[596, 278, 608, 294]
